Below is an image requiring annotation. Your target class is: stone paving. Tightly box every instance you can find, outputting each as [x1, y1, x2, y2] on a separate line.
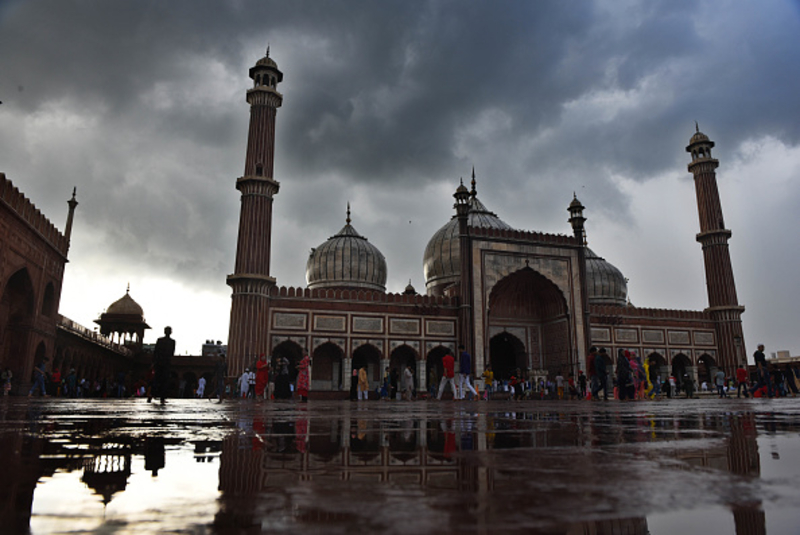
[2, 396, 799, 534]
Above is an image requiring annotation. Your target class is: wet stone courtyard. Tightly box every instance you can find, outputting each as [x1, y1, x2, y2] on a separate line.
[2, 398, 800, 534]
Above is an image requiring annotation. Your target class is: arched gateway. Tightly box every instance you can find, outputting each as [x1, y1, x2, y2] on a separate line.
[487, 267, 571, 377]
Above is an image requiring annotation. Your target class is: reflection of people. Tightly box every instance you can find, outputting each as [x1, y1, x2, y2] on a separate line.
[296, 351, 311, 402]
[357, 367, 369, 400]
[149, 327, 175, 404]
[144, 437, 165, 477]
[255, 354, 269, 400]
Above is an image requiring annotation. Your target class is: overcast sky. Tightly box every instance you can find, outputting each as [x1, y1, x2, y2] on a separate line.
[1, 0, 799, 360]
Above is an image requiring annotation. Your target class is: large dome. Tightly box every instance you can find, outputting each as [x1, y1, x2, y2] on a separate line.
[306, 210, 387, 292]
[585, 248, 628, 306]
[423, 191, 513, 295]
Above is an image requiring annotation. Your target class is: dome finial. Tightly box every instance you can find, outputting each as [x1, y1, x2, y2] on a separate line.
[266, 44, 270, 58]
[126, 282, 130, 294]
[346, 202, 351, 225]
[695, 121, 699, 133]
[470, 167, 477, 196]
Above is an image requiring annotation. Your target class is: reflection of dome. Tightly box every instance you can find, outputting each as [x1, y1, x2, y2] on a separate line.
[585, 248, 628, 306]
[423, 191, 513, 295]
[306, 207, 387, 292]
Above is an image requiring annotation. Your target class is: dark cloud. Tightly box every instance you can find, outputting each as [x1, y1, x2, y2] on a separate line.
[1, 0, 798, 353]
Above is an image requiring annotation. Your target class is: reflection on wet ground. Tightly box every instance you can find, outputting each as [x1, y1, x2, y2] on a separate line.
[1, 398, 799, 534]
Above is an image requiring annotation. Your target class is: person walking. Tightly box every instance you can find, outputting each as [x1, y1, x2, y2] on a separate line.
[715, 368, 728, 398]
[238, 369, 250, 399]
[212, 354, 227, 402]
[457, 345, 478, 400]
[28, 360, 48, 397]
[482, 365, 494, 400]
[437, 352, 457, 399]
[736, 365, 749, 398]
[196, 376, 206, 398]
[616, 349, 632, 401]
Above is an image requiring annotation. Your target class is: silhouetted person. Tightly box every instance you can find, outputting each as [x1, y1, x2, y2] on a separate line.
[149, 326, 175, 404]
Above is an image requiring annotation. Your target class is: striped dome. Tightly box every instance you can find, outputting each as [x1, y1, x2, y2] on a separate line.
[585, 248, 628, 306]
[306, 210, 387, 292]
[423, 193, 513, 295]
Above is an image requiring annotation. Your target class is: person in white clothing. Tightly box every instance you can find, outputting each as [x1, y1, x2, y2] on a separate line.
[196, 376, 206, 398]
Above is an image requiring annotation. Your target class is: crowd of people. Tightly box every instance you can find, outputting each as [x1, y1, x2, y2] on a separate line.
[10, 336, 799, 404]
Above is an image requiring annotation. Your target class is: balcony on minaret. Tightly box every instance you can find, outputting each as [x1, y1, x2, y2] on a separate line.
[247, 48, 283, 100]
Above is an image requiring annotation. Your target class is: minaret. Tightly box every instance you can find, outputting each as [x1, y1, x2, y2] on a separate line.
[64, 187, 78, 246]
[686, 126, 746, 371]
[227, 48, 283, 378]
[454, 177, 472, 357]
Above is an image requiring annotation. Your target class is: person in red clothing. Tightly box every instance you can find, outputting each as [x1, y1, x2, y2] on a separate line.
[736, 365, 750, 398]
[437, 352, 457, 399]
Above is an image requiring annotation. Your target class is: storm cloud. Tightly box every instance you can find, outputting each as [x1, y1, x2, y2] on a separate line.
[1, 0, 799, 356]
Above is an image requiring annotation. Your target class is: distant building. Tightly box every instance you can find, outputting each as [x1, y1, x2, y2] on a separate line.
[225, 52, 747, 396]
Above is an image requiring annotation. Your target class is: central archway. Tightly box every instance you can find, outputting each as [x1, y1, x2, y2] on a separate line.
[488, 266, 570, 376]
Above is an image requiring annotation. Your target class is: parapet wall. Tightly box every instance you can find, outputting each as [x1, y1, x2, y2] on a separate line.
[0, 173, 68, 256]
[269, 285, 455, 306]
[470, 225, 579, 246]
[590, 304, 710, 321]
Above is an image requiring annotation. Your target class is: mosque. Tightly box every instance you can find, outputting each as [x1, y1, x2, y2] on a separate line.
[225, 50, 747, 395]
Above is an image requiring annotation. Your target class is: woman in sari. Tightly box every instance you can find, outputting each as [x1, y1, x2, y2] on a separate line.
[296, 352, 311, 402]
[255, 354, 270, 400]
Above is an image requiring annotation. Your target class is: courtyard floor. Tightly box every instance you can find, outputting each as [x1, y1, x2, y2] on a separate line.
[1, 396, 799, 534]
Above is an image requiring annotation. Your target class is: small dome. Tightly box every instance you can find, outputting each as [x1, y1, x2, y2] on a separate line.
[689, 130, 709, 145]
[306, 208, 387, 292]
[585, 248, 628, 306]
[404, 280, 416, 295]
[106, 290, 144, 318]
[423, 192, 513, 294]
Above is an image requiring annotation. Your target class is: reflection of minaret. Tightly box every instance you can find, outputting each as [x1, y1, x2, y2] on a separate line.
[727, 413, 766, 535]
[686, 127, 746, 372]
[227, 48, 284, 378]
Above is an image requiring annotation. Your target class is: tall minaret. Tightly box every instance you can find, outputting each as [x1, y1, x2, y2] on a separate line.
[227, 48, 283, 378]
[686, 126, 746, 371]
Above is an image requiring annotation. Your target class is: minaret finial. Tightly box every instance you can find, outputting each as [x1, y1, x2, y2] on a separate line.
[470, 167, 477, 196]
[266, 44, 270, 58]
[126, 283, 130, 294]
[346, 202, 351, 225]
[695, 121, 699, 133]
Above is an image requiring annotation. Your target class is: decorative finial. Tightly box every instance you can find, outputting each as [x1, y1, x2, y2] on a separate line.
[573, 191, 577, 200]
[126, 283, 130, 294]
[695, 121, 699, 133]
[266, 44, 270, 58]
[71, 187, 77, 199]
[470, 167, 477, 196]
[346, 202, 351, 225]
